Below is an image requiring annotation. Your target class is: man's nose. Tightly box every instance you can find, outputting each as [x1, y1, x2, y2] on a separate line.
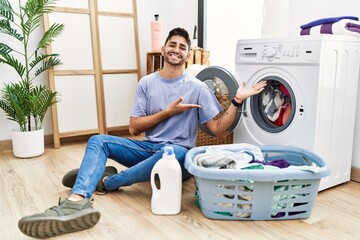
[172, 45, 180, 52]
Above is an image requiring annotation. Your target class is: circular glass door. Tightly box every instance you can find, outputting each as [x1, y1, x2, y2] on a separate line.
[250, 76, 296, 133]
[196, 66, 240, 136]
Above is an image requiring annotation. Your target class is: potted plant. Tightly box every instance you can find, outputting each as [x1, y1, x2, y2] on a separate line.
[0, 0, 64, 158]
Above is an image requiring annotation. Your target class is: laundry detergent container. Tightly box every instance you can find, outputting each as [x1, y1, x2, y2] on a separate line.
[184, 144, 330, 220]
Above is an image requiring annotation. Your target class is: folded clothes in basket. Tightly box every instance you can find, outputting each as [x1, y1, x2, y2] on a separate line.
[300, 17, 360, 36]
[194, 144, 264, 169]
[194, 144, 319, 172]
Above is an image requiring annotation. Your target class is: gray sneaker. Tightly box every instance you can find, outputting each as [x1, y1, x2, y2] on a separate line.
[62, 166, 118, 191]
[18, 198, 100, 238]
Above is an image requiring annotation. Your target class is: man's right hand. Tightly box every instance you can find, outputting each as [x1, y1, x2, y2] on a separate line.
[130, 97, 201, 136]
[166, 97, 201, 116]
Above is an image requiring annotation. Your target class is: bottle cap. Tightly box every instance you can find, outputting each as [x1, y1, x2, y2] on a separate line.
[163, 146, 174, 157]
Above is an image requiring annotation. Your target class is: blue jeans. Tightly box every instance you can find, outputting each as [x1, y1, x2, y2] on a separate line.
[71, 134, 191, 198]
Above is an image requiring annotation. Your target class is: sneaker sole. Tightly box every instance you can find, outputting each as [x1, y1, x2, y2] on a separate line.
[62, 166, 117, 188]
[18, 208, 100, 238]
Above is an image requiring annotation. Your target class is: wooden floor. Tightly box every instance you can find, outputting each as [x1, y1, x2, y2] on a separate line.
[1, 140, 360, 240]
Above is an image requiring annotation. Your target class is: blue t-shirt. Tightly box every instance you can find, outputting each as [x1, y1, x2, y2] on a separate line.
[131, 71, 222, 149]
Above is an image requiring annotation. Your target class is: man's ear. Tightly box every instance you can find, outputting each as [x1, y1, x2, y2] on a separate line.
[185, 50, 191, 62]
[160, 45, 165, 56]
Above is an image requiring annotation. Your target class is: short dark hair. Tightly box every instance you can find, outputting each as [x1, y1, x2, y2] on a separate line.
[164, 27, 191, 49]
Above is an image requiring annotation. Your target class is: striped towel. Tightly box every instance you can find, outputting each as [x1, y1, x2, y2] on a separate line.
[300, 18, 360, 36]
[300, 16, 359, 29]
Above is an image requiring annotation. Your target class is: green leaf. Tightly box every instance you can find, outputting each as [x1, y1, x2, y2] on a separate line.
[3, 55, 26, 78]
[37, 23, 64, 49]
[29, 53, 59, 68]
[0, 81, 30, 131]
[22, 14, 42, 35]
[0, 0, 14, 21]
[34, 56, 61, 76]
[0, 19, 24, 41]
[0, 42, 12, 58]
[28, 85, 58, 129]
[25, 0, 57, 17]
[0, 54, 25, 77]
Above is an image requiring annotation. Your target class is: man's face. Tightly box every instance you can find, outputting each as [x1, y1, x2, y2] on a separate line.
[161, 35, 190, 66]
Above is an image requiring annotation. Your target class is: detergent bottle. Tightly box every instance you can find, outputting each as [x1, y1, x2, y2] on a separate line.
[151, 14, 163, 51]
[150, 146, 182, 215]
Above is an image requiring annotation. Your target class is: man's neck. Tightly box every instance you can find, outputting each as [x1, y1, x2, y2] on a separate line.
[159, 64, 186, 79]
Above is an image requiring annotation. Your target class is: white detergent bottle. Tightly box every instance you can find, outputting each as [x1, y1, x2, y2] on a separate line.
[151, 146, 182, 215]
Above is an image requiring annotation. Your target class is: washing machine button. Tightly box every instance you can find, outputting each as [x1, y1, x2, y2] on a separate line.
[263, 47, 277, 58]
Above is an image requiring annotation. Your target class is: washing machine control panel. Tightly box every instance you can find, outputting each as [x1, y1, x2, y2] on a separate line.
[262, 44, 301, 62]
[237, 40, 321, 64]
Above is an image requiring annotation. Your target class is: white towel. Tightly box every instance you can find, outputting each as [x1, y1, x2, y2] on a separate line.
[194, 144, 264, 169]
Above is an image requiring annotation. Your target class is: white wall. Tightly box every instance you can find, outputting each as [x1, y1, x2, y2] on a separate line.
[287, 0, 360, 37]
[206, 0, 264, 74]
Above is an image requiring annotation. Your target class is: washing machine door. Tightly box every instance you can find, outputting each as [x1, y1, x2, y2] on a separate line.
[234, 66, 306, 146]
[195, 66, 240, 136]
[248, 75, 297, 133]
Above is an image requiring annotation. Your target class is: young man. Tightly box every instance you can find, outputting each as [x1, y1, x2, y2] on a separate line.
[18, 27, 266, 238]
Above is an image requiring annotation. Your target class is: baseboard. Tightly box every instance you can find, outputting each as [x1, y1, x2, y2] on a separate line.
[0, 130, 134, 151]
[0, 134, 54, 151]
[351, 166, 360, 183]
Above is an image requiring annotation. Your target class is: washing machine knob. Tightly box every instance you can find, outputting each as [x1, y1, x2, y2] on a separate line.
[263, 47, 277, 58]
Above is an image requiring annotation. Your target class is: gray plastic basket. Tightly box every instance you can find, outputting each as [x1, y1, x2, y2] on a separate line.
[184, 144, 331, 220]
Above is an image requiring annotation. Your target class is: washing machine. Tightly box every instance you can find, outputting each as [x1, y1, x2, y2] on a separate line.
[194, 35, 360, 190]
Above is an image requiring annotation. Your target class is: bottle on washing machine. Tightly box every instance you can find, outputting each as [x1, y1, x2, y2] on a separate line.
[150, 146, 182, 215]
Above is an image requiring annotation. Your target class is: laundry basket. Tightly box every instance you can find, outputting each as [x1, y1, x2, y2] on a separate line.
[184, 144, 331, 220]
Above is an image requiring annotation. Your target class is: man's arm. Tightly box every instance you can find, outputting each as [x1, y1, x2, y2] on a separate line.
[205, 81, 267, 138]
[129, 97, 201, 136]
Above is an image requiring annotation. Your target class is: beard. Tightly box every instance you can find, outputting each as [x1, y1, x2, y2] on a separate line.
[163, 51, 187, 66]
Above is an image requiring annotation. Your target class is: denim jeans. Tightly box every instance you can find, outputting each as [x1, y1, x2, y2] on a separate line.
[71, 134, 191, 198]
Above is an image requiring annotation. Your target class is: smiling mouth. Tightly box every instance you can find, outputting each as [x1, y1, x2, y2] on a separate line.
[169, 52, 181, 59]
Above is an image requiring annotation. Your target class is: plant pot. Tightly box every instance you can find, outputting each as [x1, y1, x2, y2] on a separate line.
[12, 128, 44, 158]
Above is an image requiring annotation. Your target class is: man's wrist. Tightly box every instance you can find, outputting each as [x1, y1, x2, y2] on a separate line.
[231, 97, 243, 108]
[234, 95, 244, 103]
